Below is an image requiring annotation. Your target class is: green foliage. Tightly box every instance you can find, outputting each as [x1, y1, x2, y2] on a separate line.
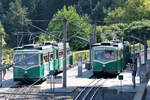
[91, 1, 107, 24]
[96, 20, 150, 41]
[72, 50, 89, 64]
[105, 0, 150, 23]
[124, 20, 150, 40]
[44, 6, 91, 50]
[96, 23, 128, 41]
[2, 0, 31, 47]
[3, 48, 13, 64]
[0, 21, 5, 34]
[1, 0, 150, 49]
[75, 0, 99, 15]
[0, 21, 6, 45]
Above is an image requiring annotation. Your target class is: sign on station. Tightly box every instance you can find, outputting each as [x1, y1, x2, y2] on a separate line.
[47, 76, 62, 84]
[118, 75, 123, 80]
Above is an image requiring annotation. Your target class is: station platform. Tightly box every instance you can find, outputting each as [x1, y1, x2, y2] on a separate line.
[1, 60, 149, 96]
[145, 80, 150, 100]
[40, 64, 140, 93]
[144, 60, 150, 100]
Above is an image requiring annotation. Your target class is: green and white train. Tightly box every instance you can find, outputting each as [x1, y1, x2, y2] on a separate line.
[92, 41, 131, 75]
[13, 42, 72, 82]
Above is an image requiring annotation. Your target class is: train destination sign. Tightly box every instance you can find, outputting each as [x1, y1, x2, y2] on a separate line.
[47, 76, 62, 84]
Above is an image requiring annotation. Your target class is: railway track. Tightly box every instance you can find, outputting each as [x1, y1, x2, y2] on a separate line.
[74, 79, 106, 100]
[3, 83, 40, 99]
[1, 76, 54, 99]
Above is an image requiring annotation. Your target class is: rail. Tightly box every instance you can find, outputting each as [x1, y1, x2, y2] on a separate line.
[90, 87, 99, 100]
[74, 79, 106, 100]
[1, 75, 53, 99]
[133, 83, 147, 100]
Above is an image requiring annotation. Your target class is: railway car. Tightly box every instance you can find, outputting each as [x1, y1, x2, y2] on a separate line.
[13, 42, 72, 82]
[91, 41, 130, 75]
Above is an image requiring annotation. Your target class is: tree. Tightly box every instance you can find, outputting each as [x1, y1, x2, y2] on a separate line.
[76, 0, 99, 15]
[96, 22, 128, 41]
[0, 1, 3, 19]
[91, 1, 107, 25]
[39, 6, 91, 50]
[0, 21, 6, 46]
[31, 0, 78, 31]
[22, 0, 40, 18]
[2, 0, 31, 47]
[124, 20, 150, 40]
[105, 0, 150, 24]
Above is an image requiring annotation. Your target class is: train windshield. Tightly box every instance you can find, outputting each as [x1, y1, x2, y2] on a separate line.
[95, 50, 114, 61]
[14, 54, 38, 66]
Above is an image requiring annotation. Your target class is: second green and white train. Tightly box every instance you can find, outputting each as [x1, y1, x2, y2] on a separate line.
[92, 40, 131, 75]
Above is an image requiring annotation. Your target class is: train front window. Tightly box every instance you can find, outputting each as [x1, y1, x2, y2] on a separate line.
[14, 54, 38, 66]
[26, 54, 38, 65]
[95, 50, 114, 60]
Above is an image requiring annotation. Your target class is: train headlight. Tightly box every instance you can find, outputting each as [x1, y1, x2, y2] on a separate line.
[25, 71, 27, 74]
[103, 64, 106, 67]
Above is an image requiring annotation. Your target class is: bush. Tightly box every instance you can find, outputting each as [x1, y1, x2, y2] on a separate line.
[72, 50, 89, 64]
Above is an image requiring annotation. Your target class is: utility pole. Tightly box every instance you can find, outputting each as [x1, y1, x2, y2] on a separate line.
[63, 19, 67, 88]
[144, 35, 147, 65]
[90, 0, 92, 14]
[89, 21, 97, 69]
[0, 33, 3, 87]
[93, 21, 97, 43]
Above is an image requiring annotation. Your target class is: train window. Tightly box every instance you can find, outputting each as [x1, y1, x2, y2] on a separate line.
[41, 54, 43, 64]
[95, 50, 114, 60]
[44, 55, 48, 62]
[118, 51, 120, 59]
[56, 50, 58, 58]
[14, 54, 38, 66]
[59, 51, 63, 58]
[105, 51, 114, 60]
[49, 54, 53, 61]
[14, 54, 25, 65]
[95, 50, 105, 60]
[26, 54, 38, 65]
[67, 50, 71, 55]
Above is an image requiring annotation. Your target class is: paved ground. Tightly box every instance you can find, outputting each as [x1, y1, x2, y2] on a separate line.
[144, 80, 150, 100]
[0, 61, 141, 92]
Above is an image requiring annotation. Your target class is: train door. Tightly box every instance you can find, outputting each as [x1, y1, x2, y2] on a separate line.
[59, 50, 63, 70]
[66, 49, 70, 68]
[117, 50, 121, 72]
[49, 52, 54, 71]
[43, 53, 49, 76]
[67, 49, 72, 67]
[54, 48, 59, 71]
[121, 49, 124, 70]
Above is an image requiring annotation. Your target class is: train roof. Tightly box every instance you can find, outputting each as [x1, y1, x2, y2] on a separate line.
[58, 42, 70, 50]
[13, 42, 70, 53]
[42, 41, 58, 46]
[93, 46, 118, 51]
[14, 43, 53, 51]
[92, 42, 113, 47]
[92, 41, 123, 48]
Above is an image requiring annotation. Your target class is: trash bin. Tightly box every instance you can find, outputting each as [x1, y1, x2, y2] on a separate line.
[78, 57, 82, 77]
[85, 62, 91, 70]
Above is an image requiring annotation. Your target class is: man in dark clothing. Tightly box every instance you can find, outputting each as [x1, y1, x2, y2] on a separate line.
[2, 59, 6, 80]
[130, 55, 137, 88]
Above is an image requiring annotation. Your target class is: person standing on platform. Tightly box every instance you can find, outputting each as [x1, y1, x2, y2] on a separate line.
[136, 53, 140, 76]
[130, 56, 137, 88]
[2, 58, 6, 80]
